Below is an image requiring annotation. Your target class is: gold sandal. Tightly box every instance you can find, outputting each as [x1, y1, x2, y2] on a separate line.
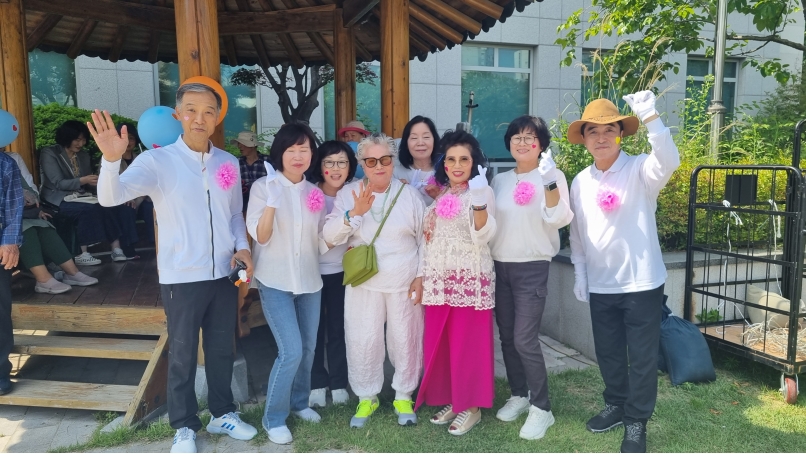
[430, 405, 456, 425]
[449, 409, 481, 436]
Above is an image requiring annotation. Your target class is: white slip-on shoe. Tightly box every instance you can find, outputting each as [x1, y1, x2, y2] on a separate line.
[34, 278, 71, 294]
[61, 271, 98, 286]
[293, 407, 322, 423]
[206, 412, 257, 441]
[331, 388, 350, 405]
[170, 427, 196, 453]
[309, 387, 327, 408]
[267, 425, 293, 445]
[496, 395, 531, 422]
[519, 406, 555, 440]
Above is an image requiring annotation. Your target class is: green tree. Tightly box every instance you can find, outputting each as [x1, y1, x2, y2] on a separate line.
[556, 0, 805, 91]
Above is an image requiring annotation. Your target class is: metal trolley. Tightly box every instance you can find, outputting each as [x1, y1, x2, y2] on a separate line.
[684, 120, 806, 404]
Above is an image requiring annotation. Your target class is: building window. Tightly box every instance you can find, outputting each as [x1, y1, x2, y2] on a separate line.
[461, 45, 531, 160]
[157, 62, 257, 140]
[28, 50, 77, 107]
[580, 50, 626, 109]
[685, 58, 738, 119]
[324, 64, 381, 140]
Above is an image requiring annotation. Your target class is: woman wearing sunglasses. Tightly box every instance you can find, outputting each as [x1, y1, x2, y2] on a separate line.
[305, 141, 358, 409]
[322, 133, 426, 429]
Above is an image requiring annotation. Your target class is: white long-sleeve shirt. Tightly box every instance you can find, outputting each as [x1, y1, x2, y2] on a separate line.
[98, 136, 248, 284]
[323, 179, 425, 294]
[489, 168, 573, 262]
[246, 173, 324, 294]
[5, 152, 36, 194]
[569, 119, 681, 294]
[319, 194, 349, 275]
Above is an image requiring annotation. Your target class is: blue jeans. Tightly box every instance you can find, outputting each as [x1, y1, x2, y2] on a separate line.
[258, 282, 321, 429]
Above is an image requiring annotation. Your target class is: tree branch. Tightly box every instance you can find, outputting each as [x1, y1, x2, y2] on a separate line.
[728, 33, 805, 52]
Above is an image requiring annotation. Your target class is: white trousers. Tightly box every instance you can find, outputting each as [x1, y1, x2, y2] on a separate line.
[344, 286, 424, 400]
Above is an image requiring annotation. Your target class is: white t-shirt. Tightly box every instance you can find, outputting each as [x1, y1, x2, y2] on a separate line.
[319, 194, 349, 275]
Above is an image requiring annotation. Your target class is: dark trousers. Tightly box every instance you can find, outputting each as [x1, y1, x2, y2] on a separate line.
[19, 227, 73, 269]
[138, 199, 155, 244]
[311, 272, 348, 390]
[58, 202, 120, 247]
[589, 284, 664, 424]
[108, 205, 139, 249]
[0, 268, 12, 378]
[493, 260, 552, 411]
[161, 277, 237, 431]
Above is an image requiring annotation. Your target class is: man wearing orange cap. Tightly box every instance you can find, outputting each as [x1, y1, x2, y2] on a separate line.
[567, 91, 680, 453]
[90, 79, 257, 453]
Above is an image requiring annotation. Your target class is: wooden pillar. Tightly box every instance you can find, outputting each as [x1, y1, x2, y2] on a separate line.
[0, 0, 37, 180]
[174, 0, 224, 147]
[380, 0, 409, 137]
[333, 9, 356, 133]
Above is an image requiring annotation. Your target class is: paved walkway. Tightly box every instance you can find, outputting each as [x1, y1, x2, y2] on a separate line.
[0, 323, 593, 453]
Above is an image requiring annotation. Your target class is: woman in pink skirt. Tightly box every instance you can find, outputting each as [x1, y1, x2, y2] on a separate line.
[414, 129, 496, 435]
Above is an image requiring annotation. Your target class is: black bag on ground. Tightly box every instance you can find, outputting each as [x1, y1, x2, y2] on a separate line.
[658, 297, 716, 385]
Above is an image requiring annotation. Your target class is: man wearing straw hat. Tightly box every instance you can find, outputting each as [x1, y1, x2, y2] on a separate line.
[90, 77, 258, 453]
[567, 90, 680, 453]
[232, 131, 269, 210]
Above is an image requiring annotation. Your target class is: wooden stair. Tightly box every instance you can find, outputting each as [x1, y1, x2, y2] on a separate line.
[2, 303, 168, 426]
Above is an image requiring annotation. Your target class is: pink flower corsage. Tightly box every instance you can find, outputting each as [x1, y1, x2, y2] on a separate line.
[306, 187, 325, 213]
[513, 181, 536, 206]
[435, 193, 461, 219]
[596, 187, 620, 212]
[215, 162, 238, 190]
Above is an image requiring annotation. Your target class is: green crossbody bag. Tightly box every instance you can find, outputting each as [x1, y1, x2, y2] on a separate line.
[342, 184, 405, 287]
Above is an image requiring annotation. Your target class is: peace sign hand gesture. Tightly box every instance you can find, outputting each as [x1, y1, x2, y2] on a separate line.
[87, 109, 127, 163]
[350, 181, 376, 217]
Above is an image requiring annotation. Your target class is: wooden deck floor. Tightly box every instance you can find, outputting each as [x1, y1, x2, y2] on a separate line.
[11, 249, 162, 307]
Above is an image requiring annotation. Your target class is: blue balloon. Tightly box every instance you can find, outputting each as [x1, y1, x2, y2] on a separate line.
[0, 109, 20, 148]
[137, 106, 183, 149]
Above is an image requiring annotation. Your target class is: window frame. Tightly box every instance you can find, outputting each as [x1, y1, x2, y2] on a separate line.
[685, 56, 740, 117]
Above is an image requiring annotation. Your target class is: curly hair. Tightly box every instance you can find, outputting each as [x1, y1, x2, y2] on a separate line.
[433, 129, 488, 186]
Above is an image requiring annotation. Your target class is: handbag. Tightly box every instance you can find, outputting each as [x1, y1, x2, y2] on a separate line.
[342, 184, 405, 287]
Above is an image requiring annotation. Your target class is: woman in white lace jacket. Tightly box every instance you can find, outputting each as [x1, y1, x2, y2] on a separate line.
[413, 130, 496, 436]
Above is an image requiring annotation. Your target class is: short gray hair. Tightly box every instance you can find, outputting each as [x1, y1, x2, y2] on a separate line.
[356, 133, 397, 161]
[176, 83, 222, 110]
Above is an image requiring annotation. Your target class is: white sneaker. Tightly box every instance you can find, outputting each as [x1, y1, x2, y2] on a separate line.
[74, 252, 102, 266]
[206, 411, 257, 441]
[267, 425, 293, 445]
[331, 388, 350, 405]
[519, 406, 555, 440]
[170, 427, 196, 453]
[309, 387, 327, 408]
[293, 407, 322, 423]
[34, 278, 71, 294]
[111, 248, 128, 262]
[61, 271, 98, 286]
[496, 395, 531, 422]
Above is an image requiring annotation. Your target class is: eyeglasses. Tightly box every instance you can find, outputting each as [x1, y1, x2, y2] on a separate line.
[510, 135, 537, 145]
[323, 160, 349, 169]
[362, 155, 393, 168]
[445, 156, 472, 167]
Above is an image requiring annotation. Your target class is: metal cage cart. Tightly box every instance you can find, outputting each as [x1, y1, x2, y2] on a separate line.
[684, 120, 806, 404]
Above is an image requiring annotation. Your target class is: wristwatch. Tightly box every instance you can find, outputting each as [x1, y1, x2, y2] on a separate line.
[544, 181, 558, 191]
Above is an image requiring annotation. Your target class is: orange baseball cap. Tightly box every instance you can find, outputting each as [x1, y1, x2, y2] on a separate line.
[179, 76, 229, 125]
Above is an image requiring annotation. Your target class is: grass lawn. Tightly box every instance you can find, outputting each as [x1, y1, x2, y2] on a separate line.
[54, 349, 806, 453]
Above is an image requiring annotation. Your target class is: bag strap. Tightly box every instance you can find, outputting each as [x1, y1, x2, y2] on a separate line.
[369, 183, 405, 246]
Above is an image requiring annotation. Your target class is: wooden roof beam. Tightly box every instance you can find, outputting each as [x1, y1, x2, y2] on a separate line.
[147, 30, 161, 64]
[413, 0, 481, 35]
[408, 3, 463, 44]
[278, 33, 305, 68]
[409, 17, 447, 50]
[66, 19, 98, 59]
[410, 34, 431, 54]
[250, 34, 274, 68]
[219, 5, 336, 35]
[343, 0, 379, 27]
[354, 40, 372, 62]
[26, 13, 62, 52]
[307, 32, 334, 66]
[457, 0, 504, 19]
[223, 36, 239, 66]
[26, 0, 175, 33]
[108, 25, 129, 63]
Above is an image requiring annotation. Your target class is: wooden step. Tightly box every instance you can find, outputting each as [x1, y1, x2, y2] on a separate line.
[0, 379, 136, 412]
[12, 335, 158, 360]
[12, 304, 166, 335]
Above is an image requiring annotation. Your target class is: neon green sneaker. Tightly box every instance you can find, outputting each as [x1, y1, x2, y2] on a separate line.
[393, 399, 418, 426]
[350, 398, 379, 428]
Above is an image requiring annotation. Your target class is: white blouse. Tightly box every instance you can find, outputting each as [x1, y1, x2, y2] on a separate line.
[569, 120, 680, 294]
[394, 165, 436, 206]
[422, 187, 496, 310]
[489, 168, 573, 262]
[319, 194, 349, 275]
[322, 179, 426, 294]
[246, 173, 324, 294]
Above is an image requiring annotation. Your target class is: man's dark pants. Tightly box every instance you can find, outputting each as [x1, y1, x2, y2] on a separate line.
[0, 268, 13, 379]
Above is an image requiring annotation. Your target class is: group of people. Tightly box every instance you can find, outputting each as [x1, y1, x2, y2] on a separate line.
[0, 76, 678, 454]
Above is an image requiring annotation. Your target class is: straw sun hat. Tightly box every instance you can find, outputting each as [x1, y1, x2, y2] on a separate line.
[566, 98, 639, 145]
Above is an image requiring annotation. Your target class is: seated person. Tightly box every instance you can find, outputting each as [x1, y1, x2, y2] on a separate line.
[232, 131, 269, 211]
[20, 176, 98, 294]
[116, 123, 147, 255]
[39, 120, 138, 264]
[337, 120, 370, 143]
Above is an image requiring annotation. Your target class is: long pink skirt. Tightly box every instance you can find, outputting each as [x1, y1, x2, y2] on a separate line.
[414, 304, 495, 414]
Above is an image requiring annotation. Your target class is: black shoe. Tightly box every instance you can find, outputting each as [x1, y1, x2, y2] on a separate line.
[620, 421, 647, 453]
[0, 377, 11, 395]
[586, 403, 624, 433]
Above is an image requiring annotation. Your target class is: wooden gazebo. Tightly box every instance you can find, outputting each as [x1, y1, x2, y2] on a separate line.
[0, 0, 541, 425]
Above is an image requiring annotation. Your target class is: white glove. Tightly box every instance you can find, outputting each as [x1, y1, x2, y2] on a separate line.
[537, 150, 557, 183]
[573, 264, 589, 303]
[622, 90, 658, 123]
[409, 169, 425, 190]
[468, 165, 489, 206]
[263, 162, 282, 208]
